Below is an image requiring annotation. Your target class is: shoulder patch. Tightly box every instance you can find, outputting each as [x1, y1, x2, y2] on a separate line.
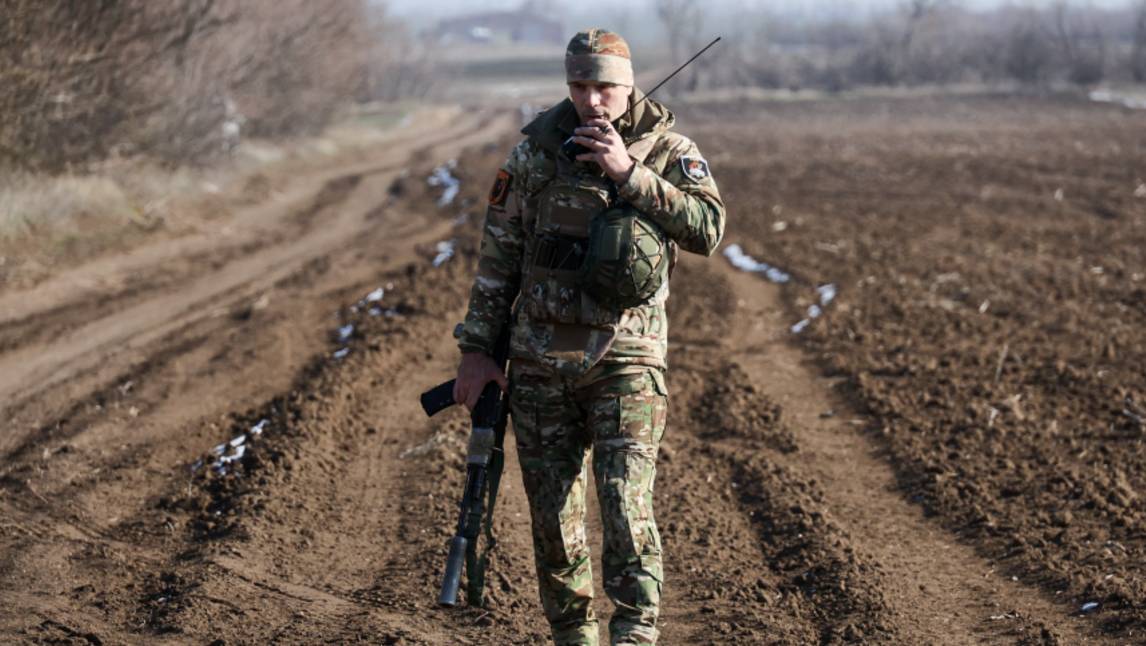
[680, 156, 710, 182]
[488, 169, 512, 207]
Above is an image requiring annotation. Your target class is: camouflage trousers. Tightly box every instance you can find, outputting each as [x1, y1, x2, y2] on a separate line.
[509, 363, 668, 646]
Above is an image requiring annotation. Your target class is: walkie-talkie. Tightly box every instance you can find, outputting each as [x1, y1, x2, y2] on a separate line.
[560, 36, 722, 162]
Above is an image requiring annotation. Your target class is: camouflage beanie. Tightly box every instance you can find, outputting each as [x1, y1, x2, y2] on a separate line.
[565, 29, 634, 86]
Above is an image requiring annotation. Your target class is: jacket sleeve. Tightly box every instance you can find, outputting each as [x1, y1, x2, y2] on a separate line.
[616, 135, 725, 256]
[456, 141, 531, 355]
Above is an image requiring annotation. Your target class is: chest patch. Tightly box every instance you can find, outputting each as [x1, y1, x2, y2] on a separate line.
[489, 169, 512, 207]
[680, 156, 710, 182]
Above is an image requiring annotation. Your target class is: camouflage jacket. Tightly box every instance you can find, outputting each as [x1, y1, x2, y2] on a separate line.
[458, 91, 725, 383]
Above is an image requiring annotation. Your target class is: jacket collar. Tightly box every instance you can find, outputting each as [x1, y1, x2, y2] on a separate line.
[521, 88, 675, 163]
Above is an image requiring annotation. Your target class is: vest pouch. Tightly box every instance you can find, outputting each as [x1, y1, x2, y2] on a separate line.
[524, 179, 616, 326]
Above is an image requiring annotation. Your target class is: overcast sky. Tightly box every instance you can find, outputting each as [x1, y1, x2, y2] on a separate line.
[387, 0, 1136, 20]
[386, 0, 1139, 46]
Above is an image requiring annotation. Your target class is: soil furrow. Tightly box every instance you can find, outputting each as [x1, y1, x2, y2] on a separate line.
[716, 254, 1101, 644]
[0, 121, 507, 642]
[3, 95, 1141, 645]
[0, 110, 510, 437]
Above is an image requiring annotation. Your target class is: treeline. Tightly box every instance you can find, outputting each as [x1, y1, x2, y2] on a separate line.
[0, 0, 430, 172]
[675, 1, 1146, 93]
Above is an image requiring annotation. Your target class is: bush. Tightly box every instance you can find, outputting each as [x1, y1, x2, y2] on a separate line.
[0, 0, 373, 172]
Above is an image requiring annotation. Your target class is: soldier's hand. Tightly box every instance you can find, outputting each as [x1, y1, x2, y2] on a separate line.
[454, 352, 508, 412]
[573, 119, 635, 185]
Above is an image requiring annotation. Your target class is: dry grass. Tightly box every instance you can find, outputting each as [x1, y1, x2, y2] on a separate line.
[1, 103, 413, 237]
[0, 164, 210, 240]
[0, 174, 134, 239]
[0, 165, 206, 287]
[0, 105, 419, 288]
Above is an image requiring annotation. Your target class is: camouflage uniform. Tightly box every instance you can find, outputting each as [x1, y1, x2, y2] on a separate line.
[457, 29, 725, 646]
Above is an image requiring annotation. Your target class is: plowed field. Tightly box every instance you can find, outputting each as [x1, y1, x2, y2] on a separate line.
[1, 94, 1143, 644]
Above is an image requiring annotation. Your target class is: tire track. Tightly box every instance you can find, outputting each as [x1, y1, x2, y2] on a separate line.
[714, 254, 1101, 644]
[138, 247, 546, 643]
[0, 108, 512, 444]
[0, 113, 515, 643]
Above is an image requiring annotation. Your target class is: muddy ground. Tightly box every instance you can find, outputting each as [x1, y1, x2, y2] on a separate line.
[1, 94, 1143, 645]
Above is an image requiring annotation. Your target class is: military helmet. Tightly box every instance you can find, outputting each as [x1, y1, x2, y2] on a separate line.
[579, 204, 671, 309]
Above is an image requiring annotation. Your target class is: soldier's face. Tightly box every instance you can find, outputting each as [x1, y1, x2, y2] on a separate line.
[568, 81, 633, 124]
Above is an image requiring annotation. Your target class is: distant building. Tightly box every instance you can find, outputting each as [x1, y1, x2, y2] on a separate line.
[434, 8, 563, 45]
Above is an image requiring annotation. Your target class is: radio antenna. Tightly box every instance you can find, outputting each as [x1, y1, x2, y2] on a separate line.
[625, 36, 721, 122]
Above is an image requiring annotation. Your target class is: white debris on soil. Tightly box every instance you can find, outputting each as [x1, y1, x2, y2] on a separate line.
[215, 444, 245, 470]
[194, 418, 268, 474]
[723, 244, 791, 284]
[350, 287, 386, 314]
[427, 159, 460, 207]
[790, 284, 839, 334]
[724, 244, 837, 335]
[432, 240, 456, 267]
[333, 348, 350, 360]
[1080, 601, 1100, 613]
[817, 283, 837, 306]
[338, 324, 354, 342]
[1135, 183, 1146, 198]
[1089, 90, 1146, 110]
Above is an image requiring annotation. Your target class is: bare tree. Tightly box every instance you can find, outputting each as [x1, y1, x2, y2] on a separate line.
[1133, 0, 1146, 82]
[0, 1, 236, 170]
[655, 0, 706, 91]
[900, 0, 941, 55]
[897, 0, 977, 84]
[522, 0, 559, 15]
[0, 0, 374, 171]
[1004, 11, 1055, 85]
[1051, 1, 1106, 85]
[222, 0, 369, 138]
[362, 10, 439, 103]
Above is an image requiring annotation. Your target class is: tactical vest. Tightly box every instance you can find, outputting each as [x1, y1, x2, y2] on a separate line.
[518, 148, 674, 327]
[520, 155, 617, 327]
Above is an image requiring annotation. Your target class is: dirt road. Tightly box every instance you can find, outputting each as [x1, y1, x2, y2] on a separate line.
[1, 95, 1140, 644]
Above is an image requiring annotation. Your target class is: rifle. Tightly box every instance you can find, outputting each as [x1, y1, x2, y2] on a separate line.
[419, 323, 511, 607]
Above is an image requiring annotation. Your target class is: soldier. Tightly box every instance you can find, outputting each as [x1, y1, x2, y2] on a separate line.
[452, 28, 725, 646]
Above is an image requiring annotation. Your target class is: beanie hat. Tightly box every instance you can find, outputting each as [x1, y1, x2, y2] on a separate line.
[565, 29, 634, 87]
